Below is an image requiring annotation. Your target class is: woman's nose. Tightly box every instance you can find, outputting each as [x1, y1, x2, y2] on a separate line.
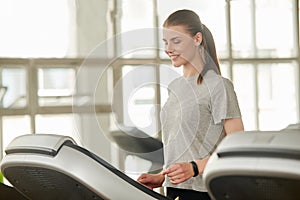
[165, 43, 174, 53]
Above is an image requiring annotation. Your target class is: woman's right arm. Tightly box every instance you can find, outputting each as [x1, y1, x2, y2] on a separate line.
[137, 172, 165, 190]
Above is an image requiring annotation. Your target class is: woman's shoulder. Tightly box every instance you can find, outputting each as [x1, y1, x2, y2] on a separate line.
[221, 77, 235, 90]
[168, 76, 184, 88]
[203, 71, 236, 94]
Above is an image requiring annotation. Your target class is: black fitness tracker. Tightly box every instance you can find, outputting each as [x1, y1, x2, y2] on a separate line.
[190, 161, 199, 177]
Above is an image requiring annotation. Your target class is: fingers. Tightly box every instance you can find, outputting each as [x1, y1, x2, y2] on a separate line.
[163, 163, 193, 184]
[137, 174, 153, 189]
[170, 176, 186, 184]
[168, 171, 185, 184]
[163, 165, 182, 177]
[137, 173, 165, 190]
[163, 163, 184, 175]
[137, 173, 149, 184]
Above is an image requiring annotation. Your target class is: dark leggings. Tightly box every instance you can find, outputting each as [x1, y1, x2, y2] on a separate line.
[167, 187, 211, 200]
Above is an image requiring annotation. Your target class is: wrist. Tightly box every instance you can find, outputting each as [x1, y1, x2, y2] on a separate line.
[190, 161, 199, 177]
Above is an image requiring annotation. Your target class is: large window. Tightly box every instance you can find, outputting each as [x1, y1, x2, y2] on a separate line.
[1, 67, 27, 108]
[0, 0, 74, 58]
[38, 67, 76, 106]
[117, 0, 299, 132]
[0, 0, 299, 180]
[113, 0, 300, 177]
[231, 0, 296, 58]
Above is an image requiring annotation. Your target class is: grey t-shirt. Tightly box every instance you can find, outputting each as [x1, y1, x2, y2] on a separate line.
[160, 70, 241, 192]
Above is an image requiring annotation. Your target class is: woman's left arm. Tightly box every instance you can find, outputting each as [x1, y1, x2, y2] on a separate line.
[163, 118, 244, 184]
[223, 118, 244, 135]
[194, 118, 244, 175]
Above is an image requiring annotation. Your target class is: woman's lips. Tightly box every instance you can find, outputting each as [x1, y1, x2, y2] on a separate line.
[170, 55, 179, 61]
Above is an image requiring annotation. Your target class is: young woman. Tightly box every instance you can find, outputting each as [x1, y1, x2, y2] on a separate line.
[137, 9, 244, 200]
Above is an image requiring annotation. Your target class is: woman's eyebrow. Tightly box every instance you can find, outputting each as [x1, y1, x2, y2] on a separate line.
[171, 37, 181, 41]
[162, 36, 181, 42]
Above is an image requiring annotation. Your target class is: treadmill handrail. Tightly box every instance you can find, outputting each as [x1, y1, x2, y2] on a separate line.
[64, 142, 171, 200]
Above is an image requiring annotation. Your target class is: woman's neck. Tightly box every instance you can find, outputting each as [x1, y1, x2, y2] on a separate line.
[183, 60, 205, 78]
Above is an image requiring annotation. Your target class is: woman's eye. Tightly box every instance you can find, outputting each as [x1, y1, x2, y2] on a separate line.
[173, 39, 181, 44]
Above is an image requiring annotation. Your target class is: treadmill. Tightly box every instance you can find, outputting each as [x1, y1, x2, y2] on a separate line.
[203, 130, 300, 200]
[0, 134, 170, 200]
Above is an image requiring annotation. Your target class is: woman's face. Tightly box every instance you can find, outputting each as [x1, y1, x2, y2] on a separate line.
[163, 25, 198, 68]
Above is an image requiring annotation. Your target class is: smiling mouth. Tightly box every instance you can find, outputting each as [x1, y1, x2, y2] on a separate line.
[170, 55, 179, 61]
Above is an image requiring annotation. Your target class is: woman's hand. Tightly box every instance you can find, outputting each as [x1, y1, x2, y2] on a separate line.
[162, 162, 194, 184]
[162, 157, 210, 184]
[137, 173, 165, 190]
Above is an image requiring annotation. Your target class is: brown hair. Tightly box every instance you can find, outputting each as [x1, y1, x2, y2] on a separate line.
[163, 9, 221, 84]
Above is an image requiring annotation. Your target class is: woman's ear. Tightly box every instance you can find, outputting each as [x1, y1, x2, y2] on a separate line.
[194, 32, 203, 46]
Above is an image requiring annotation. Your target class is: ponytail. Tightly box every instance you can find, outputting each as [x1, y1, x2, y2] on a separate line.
[197, 24, 221, 84]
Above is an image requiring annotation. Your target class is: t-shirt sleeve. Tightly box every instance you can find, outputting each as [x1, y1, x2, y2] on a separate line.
[210, 78, 241, 124]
